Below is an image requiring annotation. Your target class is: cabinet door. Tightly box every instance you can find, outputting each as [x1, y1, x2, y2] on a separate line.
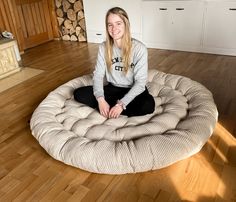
[142, 1, 204, 50]
[171, 1, 204, 47]
[203, 2, 236, 49]
[142, 1, 173, 47]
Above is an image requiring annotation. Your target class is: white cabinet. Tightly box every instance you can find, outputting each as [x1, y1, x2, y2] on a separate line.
[83, 0, 142, 43]
[142, 1, 205, 52]
[83, 0, 236, 56]
[203, 1, 236, 55]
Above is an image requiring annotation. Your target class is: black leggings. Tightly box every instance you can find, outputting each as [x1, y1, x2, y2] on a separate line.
[73, 83, 155, 117]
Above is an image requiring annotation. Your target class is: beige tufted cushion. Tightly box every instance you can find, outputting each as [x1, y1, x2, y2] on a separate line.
[30, 69, 218, 174]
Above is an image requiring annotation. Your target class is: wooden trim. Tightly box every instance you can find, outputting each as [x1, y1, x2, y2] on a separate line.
[34, 2, 44, 33]
[3, 1, 15, 32]
[42, 0, 53, 39]
[0, 5, 5, 31]
[23, 32, 51, 48]
[39, 1, 47, 32]
[48, 0, 60, 38]
[17, 5, 27, 39]
[0, 1, 11, 31]
[15, 0, 41, 5]
[8, 0, 25, 51]
[24, 3, 36, 36]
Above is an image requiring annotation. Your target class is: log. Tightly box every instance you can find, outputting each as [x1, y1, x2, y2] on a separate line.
[62, 26, 69, 35]
[74, 1, 83, 13]
[62, 35, 70, 40]
[78, 18, 86, 31]
[57, 17, 64, 26]
[71, 35, 78, 41]
[67, 9, 76, 21]
[58, 29, 63, 37]
[56, 0, 87, 42]
[69, 27, 75, 35]
[64, 19, 73, 29]
[62, 0, 71, 12]
[76, 26, 81, 36]
[72, 20, 78, 28]
[56, 8, 64, 18]
[55, 0, 62, 8]
[77, 10, 84, 20]
[79, 33, 86, 42]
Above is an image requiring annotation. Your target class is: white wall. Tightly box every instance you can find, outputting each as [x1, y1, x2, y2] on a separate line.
[83, 0, 142, 43]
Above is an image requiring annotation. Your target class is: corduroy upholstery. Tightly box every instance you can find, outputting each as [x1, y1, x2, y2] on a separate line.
[30, 69, 218, 174]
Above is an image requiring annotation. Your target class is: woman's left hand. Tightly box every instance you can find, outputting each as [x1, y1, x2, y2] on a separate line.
[109, 104, 123, 118]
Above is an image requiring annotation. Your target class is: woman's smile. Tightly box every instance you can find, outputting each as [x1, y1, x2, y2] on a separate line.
[107, 14, 125, 42]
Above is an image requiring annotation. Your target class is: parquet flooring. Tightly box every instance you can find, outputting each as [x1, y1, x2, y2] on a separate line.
[0, 67, 44, 93]
[0, 41, 235, 201]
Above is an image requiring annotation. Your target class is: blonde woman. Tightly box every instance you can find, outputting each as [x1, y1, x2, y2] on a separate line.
[74, 7, 155, 118]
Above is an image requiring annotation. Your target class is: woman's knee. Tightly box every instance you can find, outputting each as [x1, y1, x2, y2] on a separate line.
[124, 93, 155, 117]
[73, 86, 94, 104]
[74, 87, 84, 102]
[147, 95, 155, 113]
[141, 95, 155, 114]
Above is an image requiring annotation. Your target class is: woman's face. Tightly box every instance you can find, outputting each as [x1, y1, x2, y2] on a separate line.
[107, 13, 125, 41]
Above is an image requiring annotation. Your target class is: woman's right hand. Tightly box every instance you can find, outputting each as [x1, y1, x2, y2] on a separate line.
[97, 97, 110, 118]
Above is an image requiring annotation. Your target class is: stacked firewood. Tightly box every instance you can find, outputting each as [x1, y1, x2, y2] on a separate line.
[55, 0, 86, 42]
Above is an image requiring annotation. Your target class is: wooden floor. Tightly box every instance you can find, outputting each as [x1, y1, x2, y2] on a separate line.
[0, 41, 236, 201]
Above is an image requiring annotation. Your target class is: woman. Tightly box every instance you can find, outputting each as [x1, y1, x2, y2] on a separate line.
[74, 7, 155, 118]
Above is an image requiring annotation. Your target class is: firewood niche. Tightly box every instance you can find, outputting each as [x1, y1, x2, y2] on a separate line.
[55, 0, 86, 42]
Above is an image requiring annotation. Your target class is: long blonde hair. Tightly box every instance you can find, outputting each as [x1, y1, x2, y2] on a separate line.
[105, 7, 132, 74]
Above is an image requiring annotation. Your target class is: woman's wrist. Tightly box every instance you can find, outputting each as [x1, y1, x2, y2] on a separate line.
[116, 100, 126, 110]
[97, 96, 105, 102]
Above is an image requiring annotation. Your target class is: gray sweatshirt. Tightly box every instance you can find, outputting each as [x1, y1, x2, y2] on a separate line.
[93, 38, 148, 107]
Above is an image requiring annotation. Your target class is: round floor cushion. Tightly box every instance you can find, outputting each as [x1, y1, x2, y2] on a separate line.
[30, 69, 218, 174]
